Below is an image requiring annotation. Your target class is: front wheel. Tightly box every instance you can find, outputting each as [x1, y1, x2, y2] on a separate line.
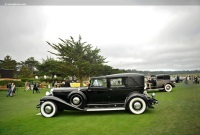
[164, 84, 172, 92]
[128, 97, 146, 114]
[40, 101, 57, 118]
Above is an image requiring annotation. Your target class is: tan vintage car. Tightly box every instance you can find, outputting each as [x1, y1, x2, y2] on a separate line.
[145, 74, 175, 92]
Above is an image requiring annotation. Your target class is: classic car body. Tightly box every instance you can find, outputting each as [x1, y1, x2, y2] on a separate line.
[36, 73, 158, 118]
[145, 74, 175, 92]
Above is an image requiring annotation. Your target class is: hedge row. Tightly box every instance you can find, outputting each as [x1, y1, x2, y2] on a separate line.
[20, 77, 63, 83]
[0, 77, 65, 87]
[0, 80, 24, 87]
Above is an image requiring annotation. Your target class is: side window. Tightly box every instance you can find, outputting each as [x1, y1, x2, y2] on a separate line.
[90, 78, 106, 87]
[127, 77, 138, 87]
[164, 75, 170, 80]
[157, 76, 163, 79]
[110, 78, 126, 88]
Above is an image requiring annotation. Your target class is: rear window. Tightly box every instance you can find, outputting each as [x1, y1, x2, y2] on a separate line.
[110, 78, 126, 88]
[127, 77, 138, 87]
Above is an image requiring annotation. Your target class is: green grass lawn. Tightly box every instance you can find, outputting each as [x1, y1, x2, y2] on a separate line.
[0, 83, 200, 135]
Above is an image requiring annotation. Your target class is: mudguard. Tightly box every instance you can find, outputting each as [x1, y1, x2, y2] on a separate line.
[67, 91, 87, 108]
[67, 90, 87, 102]
[125, 92, 153, 109]
[39, 96, 84, 111]
[164, 82, 175, 88]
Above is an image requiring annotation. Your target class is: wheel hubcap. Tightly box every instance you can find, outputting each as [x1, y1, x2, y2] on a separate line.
[45, 105, 52, 114]
[134, 102, 142, 110]
[73, 97, 80, 105]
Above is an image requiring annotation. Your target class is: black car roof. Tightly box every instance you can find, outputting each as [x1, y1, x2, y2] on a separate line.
[91, 73, 144, 79]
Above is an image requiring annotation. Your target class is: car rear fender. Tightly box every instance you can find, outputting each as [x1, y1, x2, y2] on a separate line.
[125, 92, 152, 108]
[165, 82, 175, 87]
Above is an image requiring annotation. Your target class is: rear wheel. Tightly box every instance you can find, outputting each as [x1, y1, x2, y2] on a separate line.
[164, 84, 172, 92]
[40, 101, 57, 118]
[128, 97, 146, 114]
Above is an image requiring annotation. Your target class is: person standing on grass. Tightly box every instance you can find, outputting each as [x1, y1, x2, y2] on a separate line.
[25, 81, 30, 91]
[33, 82, 40, 94]
[185, 75, 190, 84]
[11, 83, 16, 96]
[52, 81, 55, 88]
[6, 82, 12, 97]
[36, 82, 40, 93]
[33, 82, 37, 94]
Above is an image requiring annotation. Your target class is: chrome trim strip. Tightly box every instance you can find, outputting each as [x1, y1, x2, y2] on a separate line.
[86, 107, 125, 111]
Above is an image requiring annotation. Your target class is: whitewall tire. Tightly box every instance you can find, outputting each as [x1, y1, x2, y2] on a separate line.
[129, 97, 146, 114]
[164, 84, 172, 92]
[40, 101, 57, 118]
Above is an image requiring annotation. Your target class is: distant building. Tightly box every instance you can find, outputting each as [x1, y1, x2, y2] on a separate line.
[0, 60, 14, 78]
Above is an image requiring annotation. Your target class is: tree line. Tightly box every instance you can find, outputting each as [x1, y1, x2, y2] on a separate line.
[0, 36, 125, 83]
[1, 35, 199, 83]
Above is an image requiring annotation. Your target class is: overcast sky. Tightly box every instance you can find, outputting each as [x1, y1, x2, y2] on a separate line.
[0, 6, 200, 71]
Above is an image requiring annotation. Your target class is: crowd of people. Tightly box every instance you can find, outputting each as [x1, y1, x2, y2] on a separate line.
[22, 80, 72, 95]
[51, 80, 71, 88]
[24, 81, 41, 93]
[184, 75, 199, 84]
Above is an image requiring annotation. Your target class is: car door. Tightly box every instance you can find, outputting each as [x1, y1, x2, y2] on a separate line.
[156, 76, 164, 88]
[86, 78, 110, 104]
[107, 77, 132, 103]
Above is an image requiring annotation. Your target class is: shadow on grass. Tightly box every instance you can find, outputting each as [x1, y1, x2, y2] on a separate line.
[146, 89, 165, 93]
[58, 110, 128, 117]
[56, 108, 156, 117]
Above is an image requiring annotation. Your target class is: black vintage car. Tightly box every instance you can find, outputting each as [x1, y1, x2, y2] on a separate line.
[36, 73, 158, 118]
[145, 74, 175, 92]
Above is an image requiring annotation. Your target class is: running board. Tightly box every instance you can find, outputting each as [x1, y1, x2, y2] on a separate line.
[85, 107, 125, 112]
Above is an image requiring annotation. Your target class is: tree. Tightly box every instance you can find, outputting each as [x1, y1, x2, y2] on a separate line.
[18, 65, 34, 78]
[19, 57, 39, 74]
[24, 57, 39, 74]
[95, 65, 126, 76]
[47, 35, 107, 85]
[0, 55, 17, 70]
[37, 57, 65, 78]
[16, 57, 39, 78]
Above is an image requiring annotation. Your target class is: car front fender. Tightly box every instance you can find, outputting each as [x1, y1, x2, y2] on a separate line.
[67, 90, 87, 102]
[38, 96, 84, 111]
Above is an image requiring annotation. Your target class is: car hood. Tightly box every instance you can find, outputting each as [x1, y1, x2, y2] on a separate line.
[52, 87, 88, 93]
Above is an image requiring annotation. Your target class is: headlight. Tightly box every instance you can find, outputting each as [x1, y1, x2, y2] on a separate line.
[50, 88, 54, 93]
[45, 91, 51, 96]
[151, 93, 155, 97]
